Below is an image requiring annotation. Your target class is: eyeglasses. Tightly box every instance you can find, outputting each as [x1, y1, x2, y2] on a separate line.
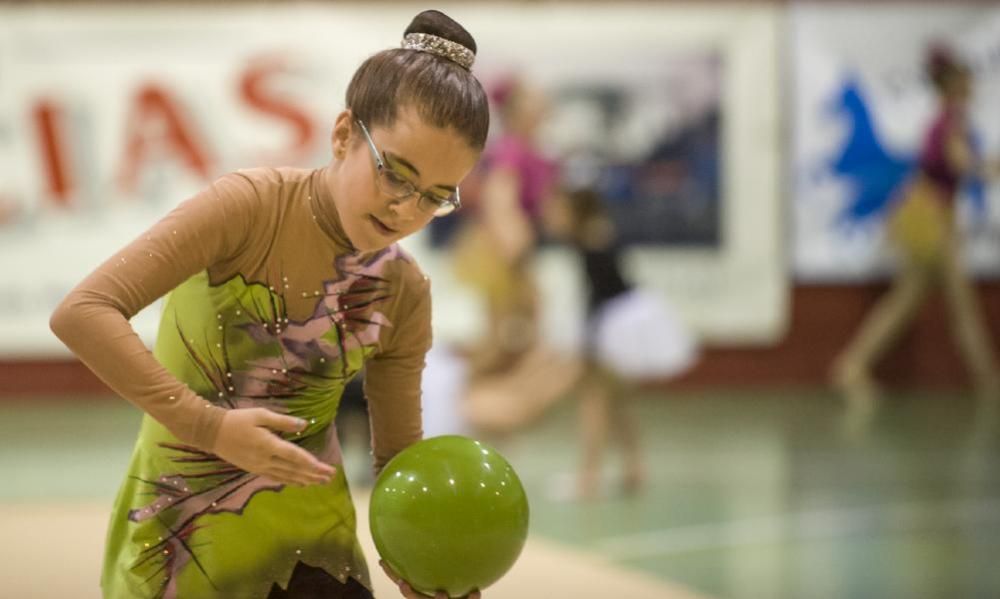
[355, 118, 461, 217]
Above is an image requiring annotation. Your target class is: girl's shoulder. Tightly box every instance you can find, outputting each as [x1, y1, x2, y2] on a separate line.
[217, 167, 323, 222]
[229, 166, 314, 196]
[386, 244, 430, 291]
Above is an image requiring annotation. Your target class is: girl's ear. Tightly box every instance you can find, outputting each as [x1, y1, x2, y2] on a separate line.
[331, 110, 354, 159]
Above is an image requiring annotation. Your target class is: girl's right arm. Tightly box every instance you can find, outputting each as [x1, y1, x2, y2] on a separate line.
[50, 173, 332, 486]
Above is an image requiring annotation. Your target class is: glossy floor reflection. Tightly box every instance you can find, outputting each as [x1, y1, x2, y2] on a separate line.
[480, 390, 1000, 599]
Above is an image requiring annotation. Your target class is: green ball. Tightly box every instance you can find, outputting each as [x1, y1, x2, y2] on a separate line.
[369, 435, 530, 598]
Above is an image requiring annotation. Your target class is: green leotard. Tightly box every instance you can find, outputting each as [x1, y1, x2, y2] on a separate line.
[52, 167, 430, 597]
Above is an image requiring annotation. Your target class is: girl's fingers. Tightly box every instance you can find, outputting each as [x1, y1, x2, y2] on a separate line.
[379, 559, 401, 583]
[266, 464, 319, 486]
[270, 439, 336, 477]
[270, 454, 333, 484]
[264, 468, 306, 487]
[256, 408, 307, 434]
[380, 560, 445, 599]
[397, 580, 420, 599]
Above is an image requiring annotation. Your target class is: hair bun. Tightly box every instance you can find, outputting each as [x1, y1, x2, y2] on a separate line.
[404, 10, 477, 56]
[927, 44, 955, 71]
[924, 42, 966, 86]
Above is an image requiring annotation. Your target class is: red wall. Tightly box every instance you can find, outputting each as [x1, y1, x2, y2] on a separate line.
[4, 283, 1000, 397]
[671, 282, 1000, 390]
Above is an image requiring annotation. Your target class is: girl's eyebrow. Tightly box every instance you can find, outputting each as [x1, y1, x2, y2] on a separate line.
[385, 152, 458, 192]
[384, 151, 420, 177]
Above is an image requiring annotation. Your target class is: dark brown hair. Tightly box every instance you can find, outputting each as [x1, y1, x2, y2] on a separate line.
[925, 43, 970, 93]
[566, 187, 610, 238]
[345, 10, 490, 150]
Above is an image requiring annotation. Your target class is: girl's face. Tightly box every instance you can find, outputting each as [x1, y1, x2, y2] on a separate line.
[936, 65, 972, 105]
[541, 191, 573, 240]
[327, 106, 479, 252]
[944, 69, 972, 104]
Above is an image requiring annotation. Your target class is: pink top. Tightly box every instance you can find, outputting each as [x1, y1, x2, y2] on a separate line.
[486, 134, 558, 220]
[918, 106, 966, 201]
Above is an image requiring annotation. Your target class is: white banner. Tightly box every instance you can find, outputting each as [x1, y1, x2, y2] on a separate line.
[0, 3, 784, 357]
[792, 3, 1000, 281]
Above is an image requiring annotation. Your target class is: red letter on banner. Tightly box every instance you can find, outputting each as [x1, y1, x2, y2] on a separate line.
[240, 57, 316, 159]
[118, 84, 213, 194]
[33, 100, 75, 207]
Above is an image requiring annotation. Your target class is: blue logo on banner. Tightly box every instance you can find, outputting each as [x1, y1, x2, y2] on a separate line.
[827, 78, 984, 226]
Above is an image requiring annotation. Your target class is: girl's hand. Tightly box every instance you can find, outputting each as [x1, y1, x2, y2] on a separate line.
[211, 408, 335, 486]
[379, 560, 481, 599]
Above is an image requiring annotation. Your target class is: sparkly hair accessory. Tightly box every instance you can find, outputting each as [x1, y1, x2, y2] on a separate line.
[401, 32, 475, 70]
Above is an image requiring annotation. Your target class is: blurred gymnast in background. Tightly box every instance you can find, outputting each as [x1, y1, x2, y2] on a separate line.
[832, 44, 1000, 403]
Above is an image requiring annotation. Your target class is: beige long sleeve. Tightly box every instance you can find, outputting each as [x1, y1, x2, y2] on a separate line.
[50, 173, 262, 450]
[364, 269, 431, 473]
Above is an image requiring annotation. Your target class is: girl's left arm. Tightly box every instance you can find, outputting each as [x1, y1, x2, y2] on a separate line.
[363, 271, 431, 474]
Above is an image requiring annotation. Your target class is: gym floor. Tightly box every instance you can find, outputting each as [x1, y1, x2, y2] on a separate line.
[2, 389, 997, 598]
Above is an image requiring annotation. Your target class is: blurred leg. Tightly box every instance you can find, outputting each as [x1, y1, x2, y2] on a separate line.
[606, 376, 644, 495]
[832, 259, 933, 399]
[578, 370, 610, 500]
[939, 240, 1000, 398]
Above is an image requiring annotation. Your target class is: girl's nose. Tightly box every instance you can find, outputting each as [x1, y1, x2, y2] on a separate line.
[387, 193, 420, 220]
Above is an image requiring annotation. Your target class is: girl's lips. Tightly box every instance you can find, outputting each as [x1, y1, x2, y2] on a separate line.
[368, 215, 397, 236]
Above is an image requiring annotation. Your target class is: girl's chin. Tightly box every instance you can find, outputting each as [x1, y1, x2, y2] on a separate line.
[347, 217, 402, 252]
[348, 231, 393, 253]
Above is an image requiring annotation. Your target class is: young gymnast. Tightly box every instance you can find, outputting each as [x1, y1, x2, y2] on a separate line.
[51, 10, 488, 599]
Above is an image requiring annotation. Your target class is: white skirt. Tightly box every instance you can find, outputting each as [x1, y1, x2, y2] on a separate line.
[590, 289, 698, 379]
